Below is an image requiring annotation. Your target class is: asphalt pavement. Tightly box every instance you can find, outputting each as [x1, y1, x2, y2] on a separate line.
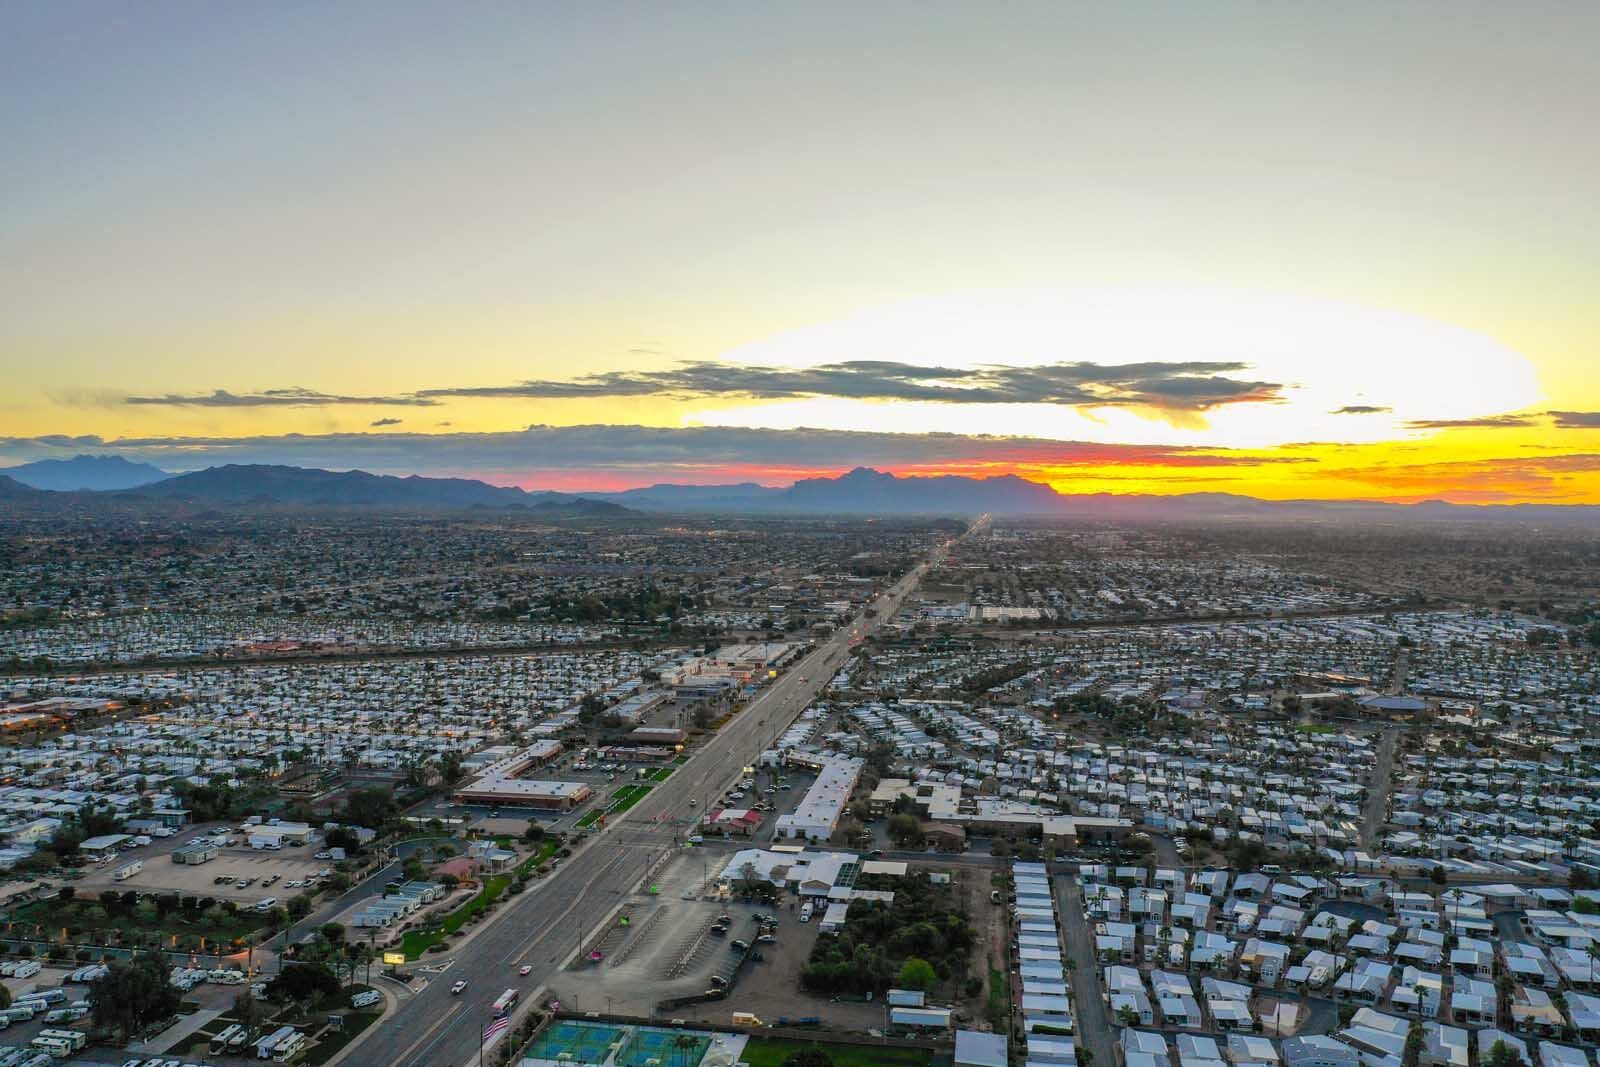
[352, 522, 972, 1067]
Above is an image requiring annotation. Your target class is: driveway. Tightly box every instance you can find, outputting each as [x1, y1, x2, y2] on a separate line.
[1057, 877, 1114, 1067]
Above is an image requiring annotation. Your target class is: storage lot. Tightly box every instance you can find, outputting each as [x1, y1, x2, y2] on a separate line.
[73, 822, 332, 903]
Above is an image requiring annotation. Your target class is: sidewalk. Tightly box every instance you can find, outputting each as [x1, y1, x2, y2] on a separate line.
[325, 984, 400, 1067]
[129, 1006, 220, 1057]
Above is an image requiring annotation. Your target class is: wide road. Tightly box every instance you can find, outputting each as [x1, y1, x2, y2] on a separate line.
[357, 519, 976, 1067]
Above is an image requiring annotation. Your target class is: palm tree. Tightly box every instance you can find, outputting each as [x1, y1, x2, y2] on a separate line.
[671, 1034, 699, 1067]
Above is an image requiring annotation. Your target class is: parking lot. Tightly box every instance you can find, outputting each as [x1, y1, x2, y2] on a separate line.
[547, 847, 885, 1031]
[73, 822, 335, 904]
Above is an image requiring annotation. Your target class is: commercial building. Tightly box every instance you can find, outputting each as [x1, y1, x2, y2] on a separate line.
[453, 743, 592, 808]
[774, 754, 864, 843]
[455, 777, 592, 810]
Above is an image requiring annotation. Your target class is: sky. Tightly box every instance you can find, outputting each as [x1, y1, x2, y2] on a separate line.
[2, 2, 1597, 503]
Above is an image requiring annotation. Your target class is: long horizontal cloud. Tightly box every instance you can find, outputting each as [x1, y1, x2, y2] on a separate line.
[124, 388, 438, 408]
[1403, 414, 1538, 430]
[0, 424, 1306, 481]
[1331, 404, 1391, 415]
[416, 359, 1285, 411]
[1321, 453, 1600, 503]
[1547, 410, 1600, 429]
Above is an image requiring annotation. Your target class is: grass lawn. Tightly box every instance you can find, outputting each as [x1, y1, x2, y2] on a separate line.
[645, 766, 675, 781]
[303, 1010, 381, 1065]
[987, 965, 1009, 1031]
[739, 1038, 931, 1067]
[610, 783, 652, 813]
[400, 839, 560, 959]
[575, 784, 655, 832]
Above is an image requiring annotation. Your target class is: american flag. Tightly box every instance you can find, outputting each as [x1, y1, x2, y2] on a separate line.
[483, 1015, 511, 1044]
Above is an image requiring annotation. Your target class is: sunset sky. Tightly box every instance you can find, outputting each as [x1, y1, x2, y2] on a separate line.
[2, 2, 1597, 502]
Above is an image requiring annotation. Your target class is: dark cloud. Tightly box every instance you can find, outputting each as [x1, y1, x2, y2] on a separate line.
[418, 358, 1285, 412]
[1331, 405, 1391, 415]
[1403, 414, 1536, 430]
[370, 417, 403, 427]
[112, 360, 1284, 414]
[125, 388, 438, 408]
[1546, 410, 1600, 429]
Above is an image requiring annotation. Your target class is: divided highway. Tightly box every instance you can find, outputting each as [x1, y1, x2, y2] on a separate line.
[358, 520, 977, 1067]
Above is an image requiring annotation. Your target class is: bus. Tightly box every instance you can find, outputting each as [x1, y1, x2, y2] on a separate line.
[491, 989, 519, 1017]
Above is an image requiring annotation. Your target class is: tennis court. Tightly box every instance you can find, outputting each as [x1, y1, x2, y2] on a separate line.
[525, 1020, 628, 1064]
[617, 1025, 710, 1066]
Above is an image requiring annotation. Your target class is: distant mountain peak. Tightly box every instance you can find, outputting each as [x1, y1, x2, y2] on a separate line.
[2, 453, 169, 491]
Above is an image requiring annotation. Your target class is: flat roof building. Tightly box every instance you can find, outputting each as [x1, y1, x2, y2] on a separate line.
[775, 754, 864, 843]
[456, 777, 592, 810]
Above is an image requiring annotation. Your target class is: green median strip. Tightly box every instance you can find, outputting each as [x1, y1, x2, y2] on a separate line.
[399, 839, 559, 959]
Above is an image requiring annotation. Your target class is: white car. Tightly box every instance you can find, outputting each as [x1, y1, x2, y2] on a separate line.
[519, 965, 533, 976]
[451, 980, 468, 995]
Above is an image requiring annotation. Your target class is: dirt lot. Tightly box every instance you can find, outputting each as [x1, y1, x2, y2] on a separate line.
[75, 822, 331, 903]
[958, 863, 1008, 1028]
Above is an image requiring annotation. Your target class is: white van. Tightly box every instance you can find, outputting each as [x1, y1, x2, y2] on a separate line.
[799, 902, 814, 923]
[255, 897, 278, 912]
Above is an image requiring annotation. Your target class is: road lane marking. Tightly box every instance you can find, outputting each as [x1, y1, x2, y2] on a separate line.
[394, 998, 464, 1066]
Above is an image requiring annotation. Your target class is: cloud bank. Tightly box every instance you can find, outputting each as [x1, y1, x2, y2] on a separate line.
[118, 359, 1285, 415]
[124, 388, 439, 408]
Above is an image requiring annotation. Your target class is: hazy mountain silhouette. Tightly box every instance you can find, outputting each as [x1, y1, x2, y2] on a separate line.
[3, 462, 1594, 524]
[0, 473, 39, 496]
[599, 467, 1600, 523]
[126, 464, 625, 513]
[3, 454, 169, 491]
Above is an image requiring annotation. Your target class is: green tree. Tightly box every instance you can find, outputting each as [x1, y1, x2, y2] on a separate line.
[898, 957, 936, 991]
[268, 961, 341, 1006]
[1403, 1019, 1424, 1067]
[88, 953, 181, 1043]
[233, 989, 264, 1042]
[887, 813, 923, 847]
[1484, 1040, 1522, 1067]
[438, 750, 466, 787]
[342, 787, 398, 830]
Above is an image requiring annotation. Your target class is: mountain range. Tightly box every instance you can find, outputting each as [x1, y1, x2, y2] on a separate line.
[597, 466, 1600, 524]
[0, 462, 626, 515]
[2, 453, 169, 491]
[1, 461, 1597, 524]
